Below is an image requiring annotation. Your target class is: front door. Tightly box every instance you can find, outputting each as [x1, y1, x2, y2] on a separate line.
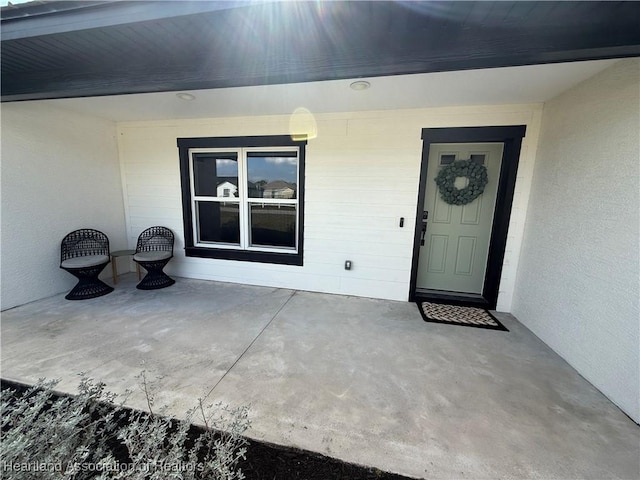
[410, 126, 526, 308]
[416, 142, 504, 294]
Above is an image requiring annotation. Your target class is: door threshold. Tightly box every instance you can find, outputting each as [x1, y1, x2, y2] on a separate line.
[413, 289, 491, 309]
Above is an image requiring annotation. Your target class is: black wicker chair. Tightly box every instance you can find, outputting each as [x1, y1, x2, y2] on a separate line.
[133, 226, 175, 290]
[60, 229, 114, 300]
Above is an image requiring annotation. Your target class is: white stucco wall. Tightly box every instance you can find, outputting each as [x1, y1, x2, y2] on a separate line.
[512, 59, 640, 422]
[1, 103, 127, 310]
[118, 104, 542, 308]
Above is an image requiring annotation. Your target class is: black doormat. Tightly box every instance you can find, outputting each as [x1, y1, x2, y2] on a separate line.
[417, 301, 508, 331]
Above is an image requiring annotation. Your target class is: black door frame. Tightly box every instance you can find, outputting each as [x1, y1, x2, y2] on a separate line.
[410, 125, 527, 309]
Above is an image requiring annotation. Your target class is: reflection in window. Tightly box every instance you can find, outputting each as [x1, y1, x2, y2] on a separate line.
[196, 201, 240, 245]
[247, 153, 297, 199]
[193, 153, 238, 197]
[250, 204, 296, 248]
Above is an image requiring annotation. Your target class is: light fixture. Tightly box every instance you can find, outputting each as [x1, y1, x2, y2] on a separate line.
[349, 80, 371, 91]
[176, 92, 196, 101]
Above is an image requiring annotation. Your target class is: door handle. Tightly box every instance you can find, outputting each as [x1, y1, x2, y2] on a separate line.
[420, 211, 428, 246]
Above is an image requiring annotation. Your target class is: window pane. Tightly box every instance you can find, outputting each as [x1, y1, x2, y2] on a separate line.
[193, 153, 238, 197]
[197, 201, 240, 244]
[440, 154, 456, 165]
[246, 153, 298, 199]
[250, 204, 296, 248]
[470, 154, 486, 165]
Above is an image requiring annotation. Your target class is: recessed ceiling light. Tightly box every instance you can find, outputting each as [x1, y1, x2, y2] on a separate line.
[350, 81, 371, 91]
[176, 92, 196, 101]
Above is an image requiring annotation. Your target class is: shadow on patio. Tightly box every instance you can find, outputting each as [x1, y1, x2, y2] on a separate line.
[1, 274, 638, 479]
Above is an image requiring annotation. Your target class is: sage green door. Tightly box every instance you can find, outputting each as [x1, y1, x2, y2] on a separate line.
[416, 142, 504, 294]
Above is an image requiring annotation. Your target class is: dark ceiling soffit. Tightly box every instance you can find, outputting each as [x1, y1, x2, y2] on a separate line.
[2, 1, 640, 102]
[4, 48, 639, 104]
[0, 1, 244, 40]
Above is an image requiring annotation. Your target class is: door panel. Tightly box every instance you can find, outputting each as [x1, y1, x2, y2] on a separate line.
[455, 236, 476, 275]
[427, 235, 448, 273]
[433, 198, 452, 223]
[416, 143, 504, 294]
[461, 199, 481, 224]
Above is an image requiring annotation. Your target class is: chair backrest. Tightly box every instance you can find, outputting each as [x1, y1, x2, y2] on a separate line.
[136, 226, 174, 254]
[61, 229, 110, 263]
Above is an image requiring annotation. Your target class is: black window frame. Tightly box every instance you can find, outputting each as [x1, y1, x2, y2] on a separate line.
[178, 135, 306, 266]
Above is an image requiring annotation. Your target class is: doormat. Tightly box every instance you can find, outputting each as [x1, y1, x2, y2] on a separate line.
[417, 301, 508, 331]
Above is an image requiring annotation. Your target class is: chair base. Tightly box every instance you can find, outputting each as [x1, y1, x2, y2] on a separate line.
[135, 259, 175, 290]
[62, 263, 114, 300]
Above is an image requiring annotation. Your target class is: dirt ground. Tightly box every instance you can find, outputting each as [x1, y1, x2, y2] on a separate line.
[238, 438, 415, 480]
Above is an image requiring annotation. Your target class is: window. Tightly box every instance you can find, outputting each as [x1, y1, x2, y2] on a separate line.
[440, 153, 456, 165]
[178, 136, 306, 265]
[469, 154, 486, 165]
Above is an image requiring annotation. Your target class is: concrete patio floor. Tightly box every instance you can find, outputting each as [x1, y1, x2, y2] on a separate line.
[1, 274, 638, 479]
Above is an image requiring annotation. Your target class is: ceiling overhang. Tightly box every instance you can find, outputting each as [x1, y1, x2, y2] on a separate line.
[2, 1, 640, 102]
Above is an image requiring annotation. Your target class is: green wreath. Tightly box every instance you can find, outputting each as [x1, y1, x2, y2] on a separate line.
[434, 159, 488, 206]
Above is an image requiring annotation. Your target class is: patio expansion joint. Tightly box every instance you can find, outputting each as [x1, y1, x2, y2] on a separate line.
[205, 289, 297, 397]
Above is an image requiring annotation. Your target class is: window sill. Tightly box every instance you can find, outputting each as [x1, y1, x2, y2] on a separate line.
[185, 246, 303, 266]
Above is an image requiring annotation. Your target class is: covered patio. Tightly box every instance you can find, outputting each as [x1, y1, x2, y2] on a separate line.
[2, 274, 638, 479]
[2, 2, 639, 477]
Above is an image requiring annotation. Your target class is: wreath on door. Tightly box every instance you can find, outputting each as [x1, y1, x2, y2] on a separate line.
[435, 159, 489, 206]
